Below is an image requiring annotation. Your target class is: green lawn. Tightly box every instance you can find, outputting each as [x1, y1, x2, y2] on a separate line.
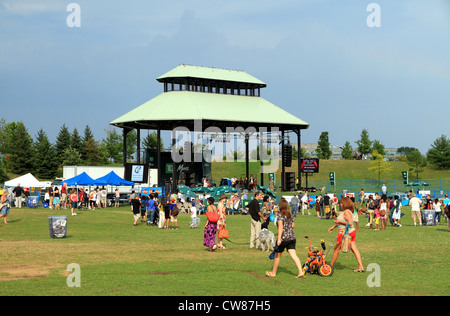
[0, 205, 448, 296]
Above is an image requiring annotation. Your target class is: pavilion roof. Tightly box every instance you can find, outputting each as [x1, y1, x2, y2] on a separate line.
[157, 64, 266, 87]
[110, 91, 309, 131]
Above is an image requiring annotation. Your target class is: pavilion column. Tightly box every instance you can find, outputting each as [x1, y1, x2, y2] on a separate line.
[297, 128, 301, 190]
[157, 123, 162, 186]
[245, 133, 249, 184]
[281, 130, 285, 191]
[172, 125, 177, 193]
[136, 128, 141, 164]
[122, 127, 131, 165]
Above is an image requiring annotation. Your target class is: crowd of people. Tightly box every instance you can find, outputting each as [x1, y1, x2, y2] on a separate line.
[1, 181, 449, 280]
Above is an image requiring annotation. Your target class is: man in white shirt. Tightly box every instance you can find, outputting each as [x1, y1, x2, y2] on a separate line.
[409, 194, 422, 226]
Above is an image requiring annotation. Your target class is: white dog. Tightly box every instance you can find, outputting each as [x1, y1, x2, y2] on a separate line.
[259, 228, 275, 252]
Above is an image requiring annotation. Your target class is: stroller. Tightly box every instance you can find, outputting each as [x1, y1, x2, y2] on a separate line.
[302, 236, 334, 277]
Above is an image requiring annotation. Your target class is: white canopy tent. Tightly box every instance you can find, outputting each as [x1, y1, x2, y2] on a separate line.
[4, 173, 51, 188]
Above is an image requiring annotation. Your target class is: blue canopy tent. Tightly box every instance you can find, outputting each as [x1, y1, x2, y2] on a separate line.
[63, 172, 101, 186]
[95, 171, 134, 186]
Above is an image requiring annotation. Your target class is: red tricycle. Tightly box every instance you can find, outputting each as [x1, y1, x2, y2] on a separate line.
[302, 236, 334, 277]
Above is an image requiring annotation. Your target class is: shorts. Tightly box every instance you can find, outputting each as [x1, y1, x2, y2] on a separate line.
[71, 201, 77, 209]
[411, 210, 421, 220]
[275, 239, 296, 253]
[337, 229, 357, 243]
[1, 206, 9, 215]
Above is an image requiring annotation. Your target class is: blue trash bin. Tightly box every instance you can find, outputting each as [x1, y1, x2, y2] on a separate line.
[27, 196, 39, 208]
[49, 215, 68, 238]
[422, 210, 436, 226]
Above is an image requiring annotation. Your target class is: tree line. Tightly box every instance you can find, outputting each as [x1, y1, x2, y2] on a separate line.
[314, 129, 450, 179]
[0, 119, 163, 182]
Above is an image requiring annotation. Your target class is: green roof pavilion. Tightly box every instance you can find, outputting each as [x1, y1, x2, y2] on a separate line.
[110, 64, 309, 189]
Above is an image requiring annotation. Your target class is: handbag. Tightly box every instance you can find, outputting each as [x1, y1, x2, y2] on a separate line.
[206, 212, 220, 223]
[341, 223, 350, 253]
[218, 225, 229, 239]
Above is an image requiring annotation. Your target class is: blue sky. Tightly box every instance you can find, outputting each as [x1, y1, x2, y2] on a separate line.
[0, 0, 449, 154]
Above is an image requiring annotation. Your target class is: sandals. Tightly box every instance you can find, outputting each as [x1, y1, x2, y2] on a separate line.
[353, 268, 365, 273]
[265, 271, 276, 277]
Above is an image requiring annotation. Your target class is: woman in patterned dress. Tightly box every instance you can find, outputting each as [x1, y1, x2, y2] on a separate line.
[203, 197, 218, 252]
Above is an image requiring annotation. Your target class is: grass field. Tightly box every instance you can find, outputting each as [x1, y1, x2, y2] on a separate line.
[212, 160, 450, 182]
[0, 204, 448, 296]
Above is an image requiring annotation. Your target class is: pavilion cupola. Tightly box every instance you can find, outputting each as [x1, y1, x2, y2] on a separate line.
[156, 64, 267, 97]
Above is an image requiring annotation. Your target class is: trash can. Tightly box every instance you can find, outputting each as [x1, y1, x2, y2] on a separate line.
[49, 215, 68, 238]
[27, 196, 39, 208]
[422, 210, 436, 226]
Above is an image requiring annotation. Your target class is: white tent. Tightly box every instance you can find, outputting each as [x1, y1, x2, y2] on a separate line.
[4, 173, 51, 188]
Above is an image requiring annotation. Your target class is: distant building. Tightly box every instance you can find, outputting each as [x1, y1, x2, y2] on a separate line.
[293, 143, 401, 160]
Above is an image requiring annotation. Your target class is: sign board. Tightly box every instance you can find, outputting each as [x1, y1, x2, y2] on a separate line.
[300, 158, 320, 173]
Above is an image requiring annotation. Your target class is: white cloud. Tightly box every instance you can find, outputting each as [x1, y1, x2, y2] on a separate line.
[1, 0, 63, 15]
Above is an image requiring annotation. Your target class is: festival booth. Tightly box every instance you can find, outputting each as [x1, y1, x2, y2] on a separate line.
[63, 172, 101, 186]
[95, 171, 134, 186]
[4, 173, 51, 208]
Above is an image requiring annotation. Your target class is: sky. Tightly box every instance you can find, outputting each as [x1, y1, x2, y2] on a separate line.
[0, 0, 449, 155]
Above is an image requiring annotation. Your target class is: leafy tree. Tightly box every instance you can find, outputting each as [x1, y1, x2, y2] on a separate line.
[355, 129, 373, 155]
[372, 140, 385, 156]
[61, 147, 83, 166]
[406, 150, 427, 180]
[33, 129, 58, 179]
[102, 128, 123, 163]
[341, 141, 353, 160]
[368, 150, 392, 180]
[316, 131, 331, 159]
[397, 146, 418, 156]
[8, 122, 34, 174]
[427, 134, 450, 169]
[0, 155, 9, 183]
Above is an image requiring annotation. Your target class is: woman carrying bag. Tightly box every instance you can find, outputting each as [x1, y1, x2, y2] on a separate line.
[217, 194, 228, 250]
[204, 197, 219, 252]
[328, 197, 365, 273]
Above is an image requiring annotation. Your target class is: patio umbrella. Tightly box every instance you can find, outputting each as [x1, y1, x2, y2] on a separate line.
[191, 187, 215, 193]
[257, 185, 276, 199]
[177, 184, 196, 198]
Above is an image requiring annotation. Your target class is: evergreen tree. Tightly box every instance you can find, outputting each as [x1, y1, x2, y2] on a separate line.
[84, 137, 103, 166]
[55, 124, 72, 165]
[33, 129, 58, 179]
[355, 129, 373, 155]
[8, 122, 34, 174]
[71, 128, 84, 156]
[316, 131, 332, 159]
[341, 141, 353, 160]
[427, 134, 450, 169]
[81, 125, 95, 161]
